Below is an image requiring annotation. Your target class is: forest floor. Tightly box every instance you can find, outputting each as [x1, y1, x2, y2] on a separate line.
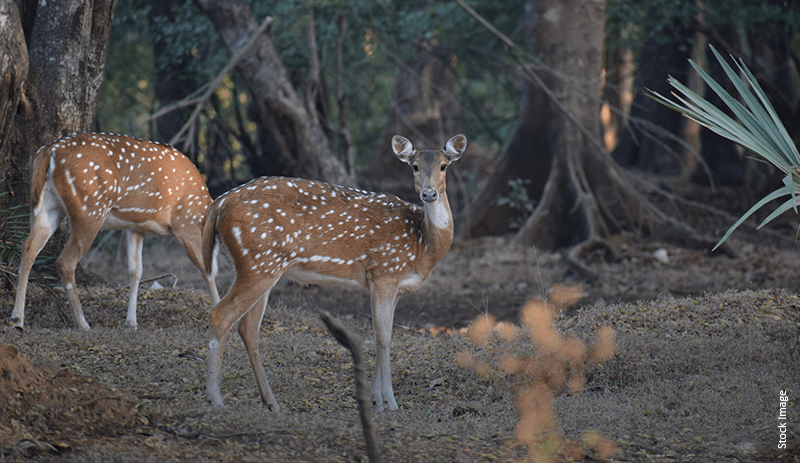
[1, 180, 800, 462]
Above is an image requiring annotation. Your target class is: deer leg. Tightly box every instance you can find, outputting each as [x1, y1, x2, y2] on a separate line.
[369, 283, 400, 412]
[207, 276, 277, 407]
[237, 289, 280, 411]
[10, 205, 63, 330]
[175, 230, 220, 306]
[56, 219, 102, 331]
[125, 230, 144, 329]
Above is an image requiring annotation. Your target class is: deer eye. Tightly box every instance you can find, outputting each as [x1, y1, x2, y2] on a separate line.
[412, 165, 419, 172]
[440, 164, 447, 171]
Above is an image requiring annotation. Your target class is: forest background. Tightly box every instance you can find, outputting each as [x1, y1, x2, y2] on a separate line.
[2, 0, 800, 258]
[2, 2, 800, 461]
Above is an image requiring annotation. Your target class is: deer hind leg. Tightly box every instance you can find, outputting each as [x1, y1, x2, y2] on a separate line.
[369, 283, 400, 412]
[175, 230, 220, 306]
[237, 289, 280, 411]
[10, 203, 64, 330]
[207, 275, 278, 407]
[125, 230, 144, 329]
[56, 218, 103, 331]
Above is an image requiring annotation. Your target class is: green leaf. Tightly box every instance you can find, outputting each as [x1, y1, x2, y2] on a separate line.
[650, 44, 800, 248]
[712, 187, 790, 250]
[758, 196, 798, 230]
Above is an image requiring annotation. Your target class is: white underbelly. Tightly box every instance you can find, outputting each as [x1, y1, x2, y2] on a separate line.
[102, 214, 170, 235]
[283, 268, 365, 288]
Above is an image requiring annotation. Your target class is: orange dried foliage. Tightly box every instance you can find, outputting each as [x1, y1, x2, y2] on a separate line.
[498, 355, 522, 374]
[549, 284, 585, 310]
[494, 321, 522, 341]
[521, 300, 562, 352]
[473, 360, 491, 378]
[467, 314, 496, 345]
[590, 325, 616, 363]
[458, 284, 618, 462]
[562, 336, 586, 369]
[583, 430, 617, 460]
[456, 350, 473, 368]
[567, 374, 585, 394]
[516, 384, 556, 444]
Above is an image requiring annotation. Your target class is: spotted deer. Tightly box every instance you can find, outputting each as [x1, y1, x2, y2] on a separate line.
[10, 133, 220, 331]
[202, 134, 467, 412]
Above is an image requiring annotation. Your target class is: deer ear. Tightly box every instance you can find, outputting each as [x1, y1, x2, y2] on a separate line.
[444, 134, 467, 162]
[392, 135, 413, 163]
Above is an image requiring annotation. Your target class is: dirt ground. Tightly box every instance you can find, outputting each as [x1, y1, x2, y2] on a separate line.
[1, 180, 800, 461]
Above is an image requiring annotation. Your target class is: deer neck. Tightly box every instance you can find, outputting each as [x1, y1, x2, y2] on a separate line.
[419, 191, 454, 266]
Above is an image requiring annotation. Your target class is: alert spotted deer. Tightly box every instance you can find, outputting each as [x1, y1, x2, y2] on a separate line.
[10, 133, 220, 331]
[202, 134, 467, 412]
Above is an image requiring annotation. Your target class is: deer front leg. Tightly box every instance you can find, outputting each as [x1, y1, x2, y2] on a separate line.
[237, 290, 280, 411]
[369, 283, 400, 412]
[125, 230, 144, 329]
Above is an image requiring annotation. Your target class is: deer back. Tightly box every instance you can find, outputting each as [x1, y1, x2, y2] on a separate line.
[211, 177, 434, 289]
[38, 133, 211, 235]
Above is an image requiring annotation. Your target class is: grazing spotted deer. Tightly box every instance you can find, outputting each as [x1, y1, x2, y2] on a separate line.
[10, 133, 220, 331]
[202, 134, 467, 412]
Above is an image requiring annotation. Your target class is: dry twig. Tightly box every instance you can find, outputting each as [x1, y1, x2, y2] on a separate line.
[320, 310, 381, 463]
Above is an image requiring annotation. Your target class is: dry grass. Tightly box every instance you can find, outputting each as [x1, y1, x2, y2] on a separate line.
[1, 283, 799, 462]
[558, 289, 800, 461]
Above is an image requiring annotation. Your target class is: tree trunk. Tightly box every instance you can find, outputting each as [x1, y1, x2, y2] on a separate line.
[459, 0, 558, 238]
[0, 0, 30, 209]
[1, 0, 117, 206]
[464, 0, 665, 251]
[0, 0, 117, 286]
[195, 0, 354, 187]
[610, 21, 694, 176]
[602, 29, 634, 151]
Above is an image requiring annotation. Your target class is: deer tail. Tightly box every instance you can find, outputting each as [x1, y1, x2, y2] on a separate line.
[29, 146, 51, 209]
[202, 200, 220, 276]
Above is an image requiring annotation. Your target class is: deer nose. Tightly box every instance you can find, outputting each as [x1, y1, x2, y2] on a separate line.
[421, 187, 439, 202]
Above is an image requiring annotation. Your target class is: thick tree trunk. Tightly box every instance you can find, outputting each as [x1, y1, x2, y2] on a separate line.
[1, 0, 117, 208]
[464, 0, 665, 251]
[195, 0, 354, 187]
[0, 0, 117, 289]
[28, 0, 116, 147]
[0, 0, 29, 209]
[514, 0, 664, 251]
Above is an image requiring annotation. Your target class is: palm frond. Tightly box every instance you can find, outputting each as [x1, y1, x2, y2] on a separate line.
[649, 44, 800, 250]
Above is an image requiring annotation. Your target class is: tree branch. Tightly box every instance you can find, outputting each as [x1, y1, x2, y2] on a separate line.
[455, 0, 515, 48]
[150, 15, 273, 153]
[336, 13, 355, 178]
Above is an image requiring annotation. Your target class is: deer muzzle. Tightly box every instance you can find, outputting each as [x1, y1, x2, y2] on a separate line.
[421, 187, 439, 203]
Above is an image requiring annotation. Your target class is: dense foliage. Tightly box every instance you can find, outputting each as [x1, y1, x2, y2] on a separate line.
[98, 0, 800, 193]
[99, 0, 525, 183]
